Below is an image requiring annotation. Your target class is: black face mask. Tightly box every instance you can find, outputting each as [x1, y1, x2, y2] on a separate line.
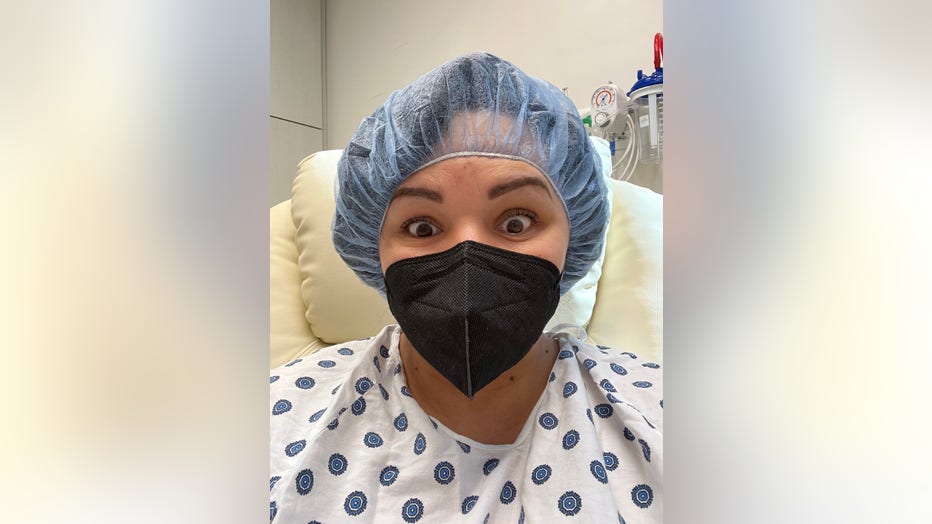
[384, 240, 562, 398]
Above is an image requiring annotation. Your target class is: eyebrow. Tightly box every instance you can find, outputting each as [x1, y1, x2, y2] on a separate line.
[390, 187, 443, 203]
[390, 176, 554, 203]
[488, 176, 554, 200]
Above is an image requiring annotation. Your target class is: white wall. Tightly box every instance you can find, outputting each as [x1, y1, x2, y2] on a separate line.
[326, 0, 663, 150]
[270, 0, 324, 206]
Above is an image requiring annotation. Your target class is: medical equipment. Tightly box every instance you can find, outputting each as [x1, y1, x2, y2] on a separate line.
[584, 33, 664, 183]
[591, 82, 626, 129]
[628, 32, 664, 165]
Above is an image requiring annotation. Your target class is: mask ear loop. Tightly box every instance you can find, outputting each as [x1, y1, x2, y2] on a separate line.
[546, 322, 588, 343]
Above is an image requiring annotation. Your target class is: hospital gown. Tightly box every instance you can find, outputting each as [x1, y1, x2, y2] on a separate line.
[270, 325, 662, 523]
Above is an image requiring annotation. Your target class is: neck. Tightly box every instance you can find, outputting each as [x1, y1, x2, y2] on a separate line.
[399, 332, 559, 445]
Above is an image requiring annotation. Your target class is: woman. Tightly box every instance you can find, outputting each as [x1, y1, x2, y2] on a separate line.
[270, 53, 662, 522]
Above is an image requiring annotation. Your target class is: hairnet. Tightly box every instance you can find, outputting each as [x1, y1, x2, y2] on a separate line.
[333, 52, 609, 295]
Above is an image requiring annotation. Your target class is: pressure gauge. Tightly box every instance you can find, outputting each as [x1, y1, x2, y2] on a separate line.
[590, 83, 624, 127]
[592, 87, 616, 111]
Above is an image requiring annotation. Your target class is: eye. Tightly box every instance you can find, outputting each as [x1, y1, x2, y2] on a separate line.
[402, 219, 441, 238]
[497, 210, 537, 235]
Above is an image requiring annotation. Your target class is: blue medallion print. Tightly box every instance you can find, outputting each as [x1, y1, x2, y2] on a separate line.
[338, 347, 354, 355]
[413, 433, 426, 455]
[344, 490, 367, 516]
[270, 375, 279, 384]
[363, 432, 384, 448]
[433, 461, 455, 485]
[519, 506, 525, 524]
[317, 359, 336, 368]
[309, 408, 326, 423]
[373, 355, 381, 372]
[379, 383, 390, 401]
[461, 495, 478, 514]
[642, 362, 660, 368]
[620, 351, 637, 359]
[328, 453, 348, 475]
[590, 460, 608, 483]
[558, 349, 574, 359]
[557, 491, 582, 516]
[380, 345, 390, 358]
[272, 399, 292, 416]
[563, 381, 578, 398]
[284, 358, 302, 367]
[603, 451, 619, 471]
[483, 458, 500, 475]
[270, 500, 277, 522]
[269, 476, 281, 491]
[593, 403, 614, 418]
[531, 464, 552, 485]
[631, 484, 653, 508]
[401, 385, 413, 397]
[562, 429, 580, 450]
[638, 438, 651, 462]
[394, 412, 408, 431]
[610, 363, 628, 375]
[295, 376, 315, 389]
[549, 371, 556, 382]
[623, 427, 635, 441]
[583, 358, 597, 369]
[538, 412, 559, 430]
[331, 384, 340, 395]
[284, 439, 306, 457]
[394, 363, 402, 375]
[326, 418, 339, 430]
[457, 440, 471, 453]
[355, 377, 374, 394]
[599, 379, 617, 392]
[500, 481, 517, 504]
[351, 397, 367, 416]
[295, 469, 314, 495]
[379, 465, 399, 486]
[632, 380, 652, 388]
[401, 497, 424, 522]
[607, 393, 621, 404]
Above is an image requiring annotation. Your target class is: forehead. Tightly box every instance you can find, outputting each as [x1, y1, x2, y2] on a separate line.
[396, 155, 556, 192]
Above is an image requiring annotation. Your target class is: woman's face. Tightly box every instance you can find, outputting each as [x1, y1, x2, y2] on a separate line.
[379, 156, 570, 273]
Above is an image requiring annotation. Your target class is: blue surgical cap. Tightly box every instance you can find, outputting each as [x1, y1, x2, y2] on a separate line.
[333, 52, 609, 295]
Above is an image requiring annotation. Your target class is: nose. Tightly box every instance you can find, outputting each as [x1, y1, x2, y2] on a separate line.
[444, 220, 500, 251]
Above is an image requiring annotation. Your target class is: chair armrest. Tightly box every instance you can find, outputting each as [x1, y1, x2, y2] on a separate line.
[586, 180, 663, 363]
[270, 199, 323, 367]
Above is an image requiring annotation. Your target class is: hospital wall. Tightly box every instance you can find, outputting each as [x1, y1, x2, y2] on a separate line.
[270, 0, 324, 206]
[325, 0, 664, 150]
